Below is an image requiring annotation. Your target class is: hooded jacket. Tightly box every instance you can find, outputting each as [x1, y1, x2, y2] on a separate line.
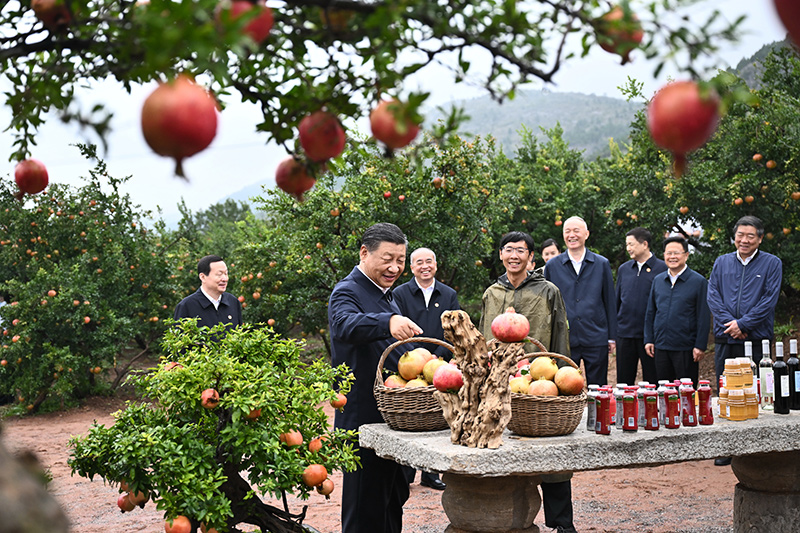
[479, 270, 570, 356]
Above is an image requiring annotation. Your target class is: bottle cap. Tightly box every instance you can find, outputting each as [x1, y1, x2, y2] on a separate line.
[791, 339, 798, 354]
[776, 342, 784, 357]
[744, 341, 753, 357]
[762, 339, 771, 353]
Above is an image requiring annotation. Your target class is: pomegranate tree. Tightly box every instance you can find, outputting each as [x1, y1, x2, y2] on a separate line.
[274, 157, 316, 201]
[14, 159, 49, 200]
[369, 99, 421, 150]
[216, 0, 274, 44]
[298, 110, 346, 162]
[774, 0, 800, 45]
[490, 307, 531, 343]
[141, 75, 219, 179]
[646, 80, 720, 178]
[595, 5, 644, 65]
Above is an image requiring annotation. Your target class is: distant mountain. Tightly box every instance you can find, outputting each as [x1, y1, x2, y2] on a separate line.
[732, 38, 793, 89]
[427, 89, 643, 160]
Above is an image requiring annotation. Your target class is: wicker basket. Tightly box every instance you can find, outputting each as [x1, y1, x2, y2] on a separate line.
[373, 337, 453, 432]
[507, 351, 586, 437]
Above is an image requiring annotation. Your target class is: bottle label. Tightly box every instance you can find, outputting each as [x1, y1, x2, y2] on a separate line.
[795, 371, 800, 392]
[781, 375, 791, 397]
[762, 369, 774, 395]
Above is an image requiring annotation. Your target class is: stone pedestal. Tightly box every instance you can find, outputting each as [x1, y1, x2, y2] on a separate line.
[732, 451, 800, 533]
[441, 473, 541, 533]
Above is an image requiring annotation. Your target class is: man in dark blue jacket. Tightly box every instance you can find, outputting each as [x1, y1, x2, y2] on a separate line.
[393, 246, 459, 491]
[616, 227, 667, 385]
[545, 216, 617, 386]
[174, 254, 242, 328]
[644, 236, 710, 386]
[328, 223, 422, 533]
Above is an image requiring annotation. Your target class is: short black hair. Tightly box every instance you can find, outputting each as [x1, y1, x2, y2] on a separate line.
[198, 255, 224, 276]
[539, 238, 559, 253]
[626, 227, 653, 248]
[734, 216, 765, 237]
[361, 223, 407, 252]
[663, 236, 689, 253]
[499, 232, 535, 252]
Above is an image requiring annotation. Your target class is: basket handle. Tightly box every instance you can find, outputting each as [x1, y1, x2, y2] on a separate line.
[527, 350, 580, 371]
[374, 337, 455, 389]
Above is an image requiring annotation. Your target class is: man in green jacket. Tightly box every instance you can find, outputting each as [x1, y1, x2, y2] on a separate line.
[479, 231, 576, 533]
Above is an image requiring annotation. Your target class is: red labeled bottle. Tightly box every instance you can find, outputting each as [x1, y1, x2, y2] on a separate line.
[697, 379, 714, 425]
[665, 387, 681, 429]
[679, 378, 697, 426]
[622, 387, 637, 432]
[595, 387, 611, 435]
[644, 389, 659, 430]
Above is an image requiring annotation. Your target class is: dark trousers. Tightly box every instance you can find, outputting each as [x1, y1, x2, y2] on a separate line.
[541, 479, 574, 528]
[714, 341, 767, 385]
[616, 337, 657, 385]
[570, 345, 608, 386]
[403, 467, 440, 484]
[654, 348, 699, 387]
[342, 447, 410, 533]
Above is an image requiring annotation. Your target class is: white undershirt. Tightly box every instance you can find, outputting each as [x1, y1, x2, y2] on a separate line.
[668, 265, 688, 286]
[201, 287, 221, 309]
[737, 250, 757, 266]
[416, 278, 435, 307]
[569, 248, 586, 276]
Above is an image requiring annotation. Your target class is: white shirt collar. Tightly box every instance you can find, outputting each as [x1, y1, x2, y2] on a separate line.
[737, 249, 758, 266]
[415, 278, 435, 306]
[357, 265, 390, 294]
[569, 248, 586, 275]
[636, 252, 653, 272]
[668, 265, 688, 286]
[200, 287, 222, 309]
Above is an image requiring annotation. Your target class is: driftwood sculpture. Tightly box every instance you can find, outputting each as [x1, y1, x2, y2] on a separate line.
[435, 310, 526, 449]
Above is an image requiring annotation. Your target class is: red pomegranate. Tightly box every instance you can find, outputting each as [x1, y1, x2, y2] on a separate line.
[299, 110, 346, 162]
[595, 5, 644, 65]
[646, 80, 720, 178]
[490, 307, 530, 343]
[302, 464, 328, 487]
[275, 157, 316, 201]
[14, 159, 49, 200]
[117, 493, 135, 513]
[369, 100, 421, 150]
[774, 0, 800, 46]
[216, 0, 274, 43]
[141, 75, 218, 179]
[31, 0, 72, 32]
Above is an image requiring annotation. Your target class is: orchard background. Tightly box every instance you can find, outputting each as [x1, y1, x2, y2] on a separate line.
[0, 1, 799, 532]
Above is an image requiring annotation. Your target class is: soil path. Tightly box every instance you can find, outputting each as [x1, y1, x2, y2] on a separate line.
[2, 394, 737, 533]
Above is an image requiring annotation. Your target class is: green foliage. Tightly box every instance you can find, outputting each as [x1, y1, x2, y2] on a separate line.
[0, 0, 743, 161]
[68, 321, 357, 532]
[0, 146, 179, 411]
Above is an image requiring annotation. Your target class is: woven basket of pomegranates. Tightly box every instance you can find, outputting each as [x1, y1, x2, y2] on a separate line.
[373, 337, 454, 432]
[507, 351, 586, 437]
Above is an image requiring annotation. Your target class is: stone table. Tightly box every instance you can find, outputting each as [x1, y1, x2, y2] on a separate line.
[360, 409, 800, 533]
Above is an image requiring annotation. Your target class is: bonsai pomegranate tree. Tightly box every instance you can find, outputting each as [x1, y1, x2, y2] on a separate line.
[68, 320, 357, 533]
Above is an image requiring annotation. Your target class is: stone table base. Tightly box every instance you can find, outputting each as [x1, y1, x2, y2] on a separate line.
[732, 451, 800, 533]
[441, 473, 541, 533]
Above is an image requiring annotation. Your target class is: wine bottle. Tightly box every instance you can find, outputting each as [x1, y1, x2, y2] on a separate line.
[773, 342, 790, 414]
[788, 339, 800, 410]
[744, 341, 756, 382]
[759, 339, 774, 410]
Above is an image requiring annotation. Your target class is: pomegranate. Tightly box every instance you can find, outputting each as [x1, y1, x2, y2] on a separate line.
[128, 490, 149, 507]
[308, 436, 326, 453]
[405, 377, 428, 388]
[31, 0, 72, 32]
[554, 366, 585, 396]
[299, 110, 346, 162]
[595, 5, 644, 65]
[216, 0, 274, 43]
[316, 477, 335, 496]
[14, 159, 49, 200]
[432, 364, 463, 393]
[200, 388, 220, 409]
[383, 375, 408, 388]
[275, 157, 316, 201]
[117, 493, 135, 513]
[509, 376, 531, 394]
[141, 75, 218, 179]
[302, 464, 328, 487]
[527, 378, 559, 396]
[330, 392, 347, 409]
[774, 0, 800, 46]
[279, 429, 303, 447]
[490, 307, 530, 343]
[646, 80, 720, 178]
[422, 358, 447, 384]
[165, 515, 192, 533]
[369, 99, 421, 150]
[397, 349, 428, 380]
[528, 356, 558, 381]
[246, 408, 262, 419]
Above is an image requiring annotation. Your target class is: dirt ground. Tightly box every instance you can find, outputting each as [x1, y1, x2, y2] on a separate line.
[0, 354, 737, 533]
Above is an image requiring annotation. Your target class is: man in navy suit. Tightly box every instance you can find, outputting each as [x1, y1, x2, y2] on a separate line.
[328, 223, 422, 533]
[545, 216, 617, 387]
[393, 247, 460, 491]
[174, 254, 242, 328]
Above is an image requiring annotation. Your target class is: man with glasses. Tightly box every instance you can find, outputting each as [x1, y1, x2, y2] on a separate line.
[644, 236, 710, 387]
[707, 216, 781, 466]
[544, 216, 617, 388]
[480, 231, 574, 533]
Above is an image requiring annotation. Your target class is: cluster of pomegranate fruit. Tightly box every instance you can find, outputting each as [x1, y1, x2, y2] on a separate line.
[279, 429, 336, 497]
[385, 347, 463, 393]
[510, 356, 585, 397]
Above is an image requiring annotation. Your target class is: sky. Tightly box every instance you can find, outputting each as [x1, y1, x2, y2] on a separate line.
[0, 0, 789, 222]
